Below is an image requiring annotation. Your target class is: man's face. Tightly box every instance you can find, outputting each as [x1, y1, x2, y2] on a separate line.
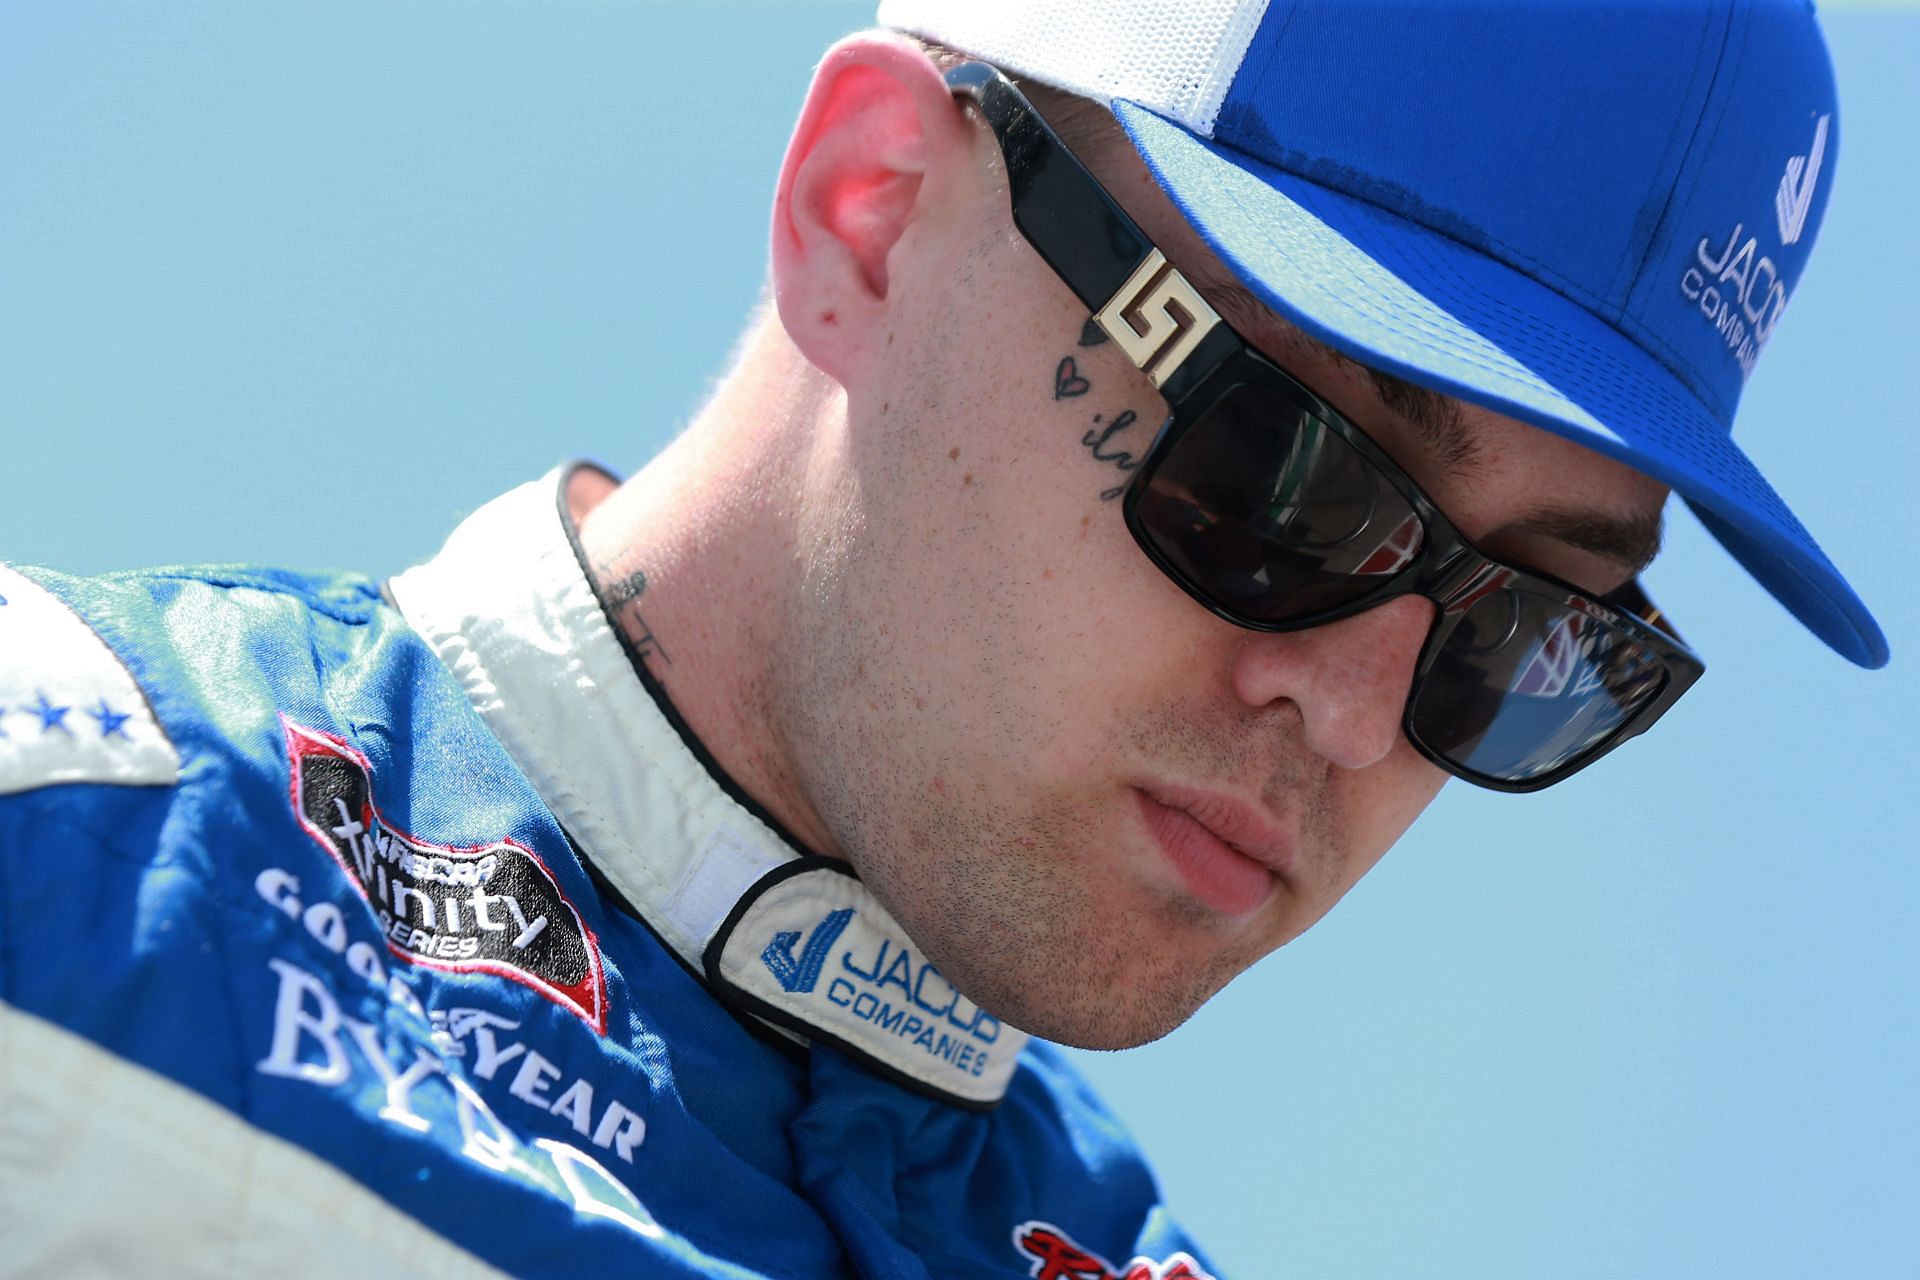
[772, 101, 1669, 1050]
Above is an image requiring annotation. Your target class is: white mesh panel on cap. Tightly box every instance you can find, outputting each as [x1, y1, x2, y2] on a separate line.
[876, 0, 1271, 137]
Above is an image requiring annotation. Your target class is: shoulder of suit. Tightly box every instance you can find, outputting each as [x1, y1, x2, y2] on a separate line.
[0, 565, 181, 797]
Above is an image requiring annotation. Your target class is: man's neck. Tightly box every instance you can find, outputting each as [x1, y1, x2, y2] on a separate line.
[572, 321, 844, 862]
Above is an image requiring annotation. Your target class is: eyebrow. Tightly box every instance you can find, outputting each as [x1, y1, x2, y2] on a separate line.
[1506, 505, 1666, 577]
[1190, 274, 1663, 574]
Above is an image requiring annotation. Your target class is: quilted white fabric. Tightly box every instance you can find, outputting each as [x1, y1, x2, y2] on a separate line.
[878, 0, 1272, 137]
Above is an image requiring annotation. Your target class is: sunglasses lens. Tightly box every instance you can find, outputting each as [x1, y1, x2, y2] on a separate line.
[1410, 586, 1669, 783]
[1133, 383, 1424, 621]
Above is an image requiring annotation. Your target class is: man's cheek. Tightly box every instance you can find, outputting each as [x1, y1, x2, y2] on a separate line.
[1347, 751, 1449, 876]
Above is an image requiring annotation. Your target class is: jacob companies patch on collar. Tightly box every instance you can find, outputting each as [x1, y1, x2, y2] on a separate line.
[706, 860, 1026, 1108]
[283, 717, 608, 1031]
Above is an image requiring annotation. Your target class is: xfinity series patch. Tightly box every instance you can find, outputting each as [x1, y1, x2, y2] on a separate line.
[283, 717, 607, 1031]
[707, 859, 1029, 1107]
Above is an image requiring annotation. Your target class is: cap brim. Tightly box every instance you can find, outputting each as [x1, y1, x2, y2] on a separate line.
[1112, 101, 1888, 669]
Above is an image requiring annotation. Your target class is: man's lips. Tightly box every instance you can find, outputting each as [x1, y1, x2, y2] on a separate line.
[1132, 784, 1293, 918]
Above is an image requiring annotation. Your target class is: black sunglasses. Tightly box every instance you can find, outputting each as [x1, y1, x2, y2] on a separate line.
[945, 62, 1704, 792]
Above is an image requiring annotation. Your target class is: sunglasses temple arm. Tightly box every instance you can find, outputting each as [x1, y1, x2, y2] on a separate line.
[1611, 578, 1691, 648]
[945, 63, 1156, 314]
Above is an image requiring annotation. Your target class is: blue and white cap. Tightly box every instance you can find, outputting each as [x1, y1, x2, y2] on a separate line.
[879, 0, 1889, 668]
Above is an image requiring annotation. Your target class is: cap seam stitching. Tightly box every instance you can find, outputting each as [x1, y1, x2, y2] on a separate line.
[1607, 0, 1735, 312]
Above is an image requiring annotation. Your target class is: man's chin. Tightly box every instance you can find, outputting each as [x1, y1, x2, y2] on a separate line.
[1026, 1008, 1200, 1052]
[957, 954, 1233, 1051]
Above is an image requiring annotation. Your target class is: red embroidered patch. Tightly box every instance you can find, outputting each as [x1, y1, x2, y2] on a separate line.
[1013, 1221, 1215, 1280]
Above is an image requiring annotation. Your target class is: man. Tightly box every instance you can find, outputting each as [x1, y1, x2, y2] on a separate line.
[0, 2, 1887, 1277]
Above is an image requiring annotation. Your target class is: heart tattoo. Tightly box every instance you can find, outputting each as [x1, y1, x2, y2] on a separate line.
[1054, 356, 1092, 399]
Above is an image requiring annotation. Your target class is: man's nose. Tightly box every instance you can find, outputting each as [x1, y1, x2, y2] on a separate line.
[1226, 594, 1436, 771]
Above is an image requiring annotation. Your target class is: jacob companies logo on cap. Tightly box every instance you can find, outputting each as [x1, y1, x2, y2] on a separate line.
[1776, 113, 1831, 246]
[1678, 105, 1837, 384]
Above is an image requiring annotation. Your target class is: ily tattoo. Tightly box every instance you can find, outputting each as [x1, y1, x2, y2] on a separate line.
[1052, 346, 1147, 501]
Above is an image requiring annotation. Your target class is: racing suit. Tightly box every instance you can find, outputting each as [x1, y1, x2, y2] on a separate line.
[0, 465, 1220, 1279]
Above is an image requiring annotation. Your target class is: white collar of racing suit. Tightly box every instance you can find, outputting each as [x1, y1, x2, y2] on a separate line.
[388, 465, 1029, 1108]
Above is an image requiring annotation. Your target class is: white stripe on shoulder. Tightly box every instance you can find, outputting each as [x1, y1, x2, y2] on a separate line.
[0, 565, 181, 796]
[0, 1003, 513, 1278]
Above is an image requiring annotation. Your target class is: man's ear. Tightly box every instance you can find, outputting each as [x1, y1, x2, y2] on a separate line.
[770, 32, 974, 384]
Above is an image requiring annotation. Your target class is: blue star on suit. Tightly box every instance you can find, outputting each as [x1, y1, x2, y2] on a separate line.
[31, 691, 71, 733]
[88, 699, 132, 739]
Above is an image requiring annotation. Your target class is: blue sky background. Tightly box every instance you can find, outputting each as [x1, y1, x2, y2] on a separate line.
[3, 4, 1914, 1276]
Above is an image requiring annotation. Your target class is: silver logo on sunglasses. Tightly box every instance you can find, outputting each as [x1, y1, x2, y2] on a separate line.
[1094, 249, 1223, 389]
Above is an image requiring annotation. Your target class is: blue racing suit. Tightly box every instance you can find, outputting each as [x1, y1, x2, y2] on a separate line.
[0, 465, 1220, 1280]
